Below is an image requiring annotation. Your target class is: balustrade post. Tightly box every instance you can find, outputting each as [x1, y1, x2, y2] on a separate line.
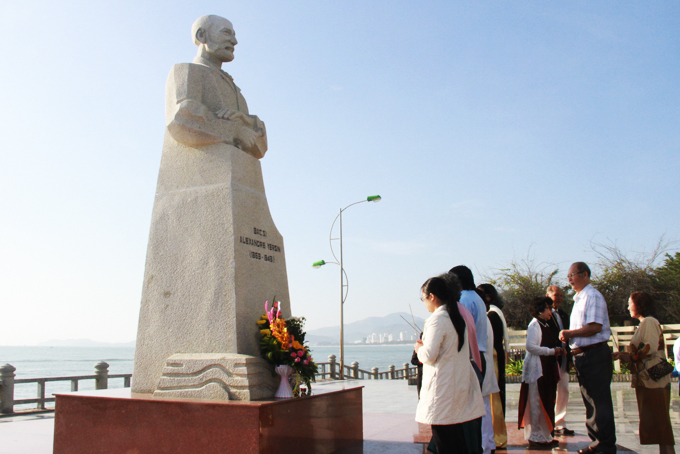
[37, 380, 46, 410]
[403, 363, 410, 379]
[0, 363, 16, 414]
[351, 361, 359, 379]
[372, 367, 379, 380]
[328, 355, 337, 380]
[95, 362, 109, 390]
[389, 365, 395, 379]
[612, 331, 621, 372]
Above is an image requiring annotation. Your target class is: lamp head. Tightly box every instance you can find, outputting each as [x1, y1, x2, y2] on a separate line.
[367, 195, 381, 203]
[312, 260, 326, 269]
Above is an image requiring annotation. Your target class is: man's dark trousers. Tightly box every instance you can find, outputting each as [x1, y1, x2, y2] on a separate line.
[574, 342, 617, 453]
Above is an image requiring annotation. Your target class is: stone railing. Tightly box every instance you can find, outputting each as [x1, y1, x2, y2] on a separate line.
[0, 362, 132, 415]
[2, 354, 417, 415]
[316, 355, 418, 380]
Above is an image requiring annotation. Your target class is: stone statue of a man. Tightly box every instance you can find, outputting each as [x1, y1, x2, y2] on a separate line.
[132, 15, 290, 400]
[166, 15, 267, 158]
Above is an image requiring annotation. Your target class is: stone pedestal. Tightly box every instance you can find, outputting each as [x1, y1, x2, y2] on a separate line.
[132, 139, 290, 398]
[53, 387, 363, 454]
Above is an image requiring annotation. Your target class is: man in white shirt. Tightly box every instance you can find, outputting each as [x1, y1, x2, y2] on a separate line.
[546, 286, 574, 436]
[559, 262, 616, 454]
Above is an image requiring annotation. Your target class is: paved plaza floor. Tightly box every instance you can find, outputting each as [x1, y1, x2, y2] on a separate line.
[1, 380, 679, 453]
[345, 380, 680, 454]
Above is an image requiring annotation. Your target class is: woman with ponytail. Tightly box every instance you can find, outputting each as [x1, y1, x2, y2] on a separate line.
[415, 274, 486, 454]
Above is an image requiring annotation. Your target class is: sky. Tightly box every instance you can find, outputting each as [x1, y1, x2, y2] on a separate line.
[1, 1, 679, 345]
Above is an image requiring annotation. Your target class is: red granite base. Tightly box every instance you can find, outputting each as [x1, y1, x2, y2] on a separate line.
[53, 386, 363, 454]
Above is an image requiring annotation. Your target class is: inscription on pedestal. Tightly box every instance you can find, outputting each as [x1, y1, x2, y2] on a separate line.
[240, 226, 282, 263]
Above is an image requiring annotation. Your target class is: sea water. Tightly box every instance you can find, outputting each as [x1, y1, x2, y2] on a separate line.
[309, 344, 416, 371]
[0, 346, 135, 407]
[0, 344, 416, 407]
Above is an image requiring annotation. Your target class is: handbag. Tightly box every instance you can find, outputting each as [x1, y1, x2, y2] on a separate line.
[647, 359, 674, 381]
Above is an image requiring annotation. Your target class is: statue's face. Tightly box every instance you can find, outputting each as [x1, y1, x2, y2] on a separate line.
[205, 18, 238, 63]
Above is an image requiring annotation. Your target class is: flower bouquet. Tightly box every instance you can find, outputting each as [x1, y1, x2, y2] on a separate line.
[257, 301, 317, 396]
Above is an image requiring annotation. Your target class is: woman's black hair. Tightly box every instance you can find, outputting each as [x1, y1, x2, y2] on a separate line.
[421, 274, 466, 351]
[449, 265, 475, 290]
[529, 296, 552, 319]
[477, 283, 504, 309]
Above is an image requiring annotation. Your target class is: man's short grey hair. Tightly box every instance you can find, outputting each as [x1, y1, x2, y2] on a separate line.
[572, 262, 591, 278]
[191, 15, 226, 46]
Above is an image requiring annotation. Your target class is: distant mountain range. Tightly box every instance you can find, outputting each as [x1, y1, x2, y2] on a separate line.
[306, 312, 426, 345]
[36, 339, 135, 347]
[34, 312, 426, 347]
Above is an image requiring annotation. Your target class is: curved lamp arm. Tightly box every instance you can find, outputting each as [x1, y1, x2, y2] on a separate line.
[311, 260, 349, 303]
[328, 196, 381, 262]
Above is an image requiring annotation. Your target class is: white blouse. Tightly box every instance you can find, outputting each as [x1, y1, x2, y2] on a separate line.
[522, 318, 556, 384]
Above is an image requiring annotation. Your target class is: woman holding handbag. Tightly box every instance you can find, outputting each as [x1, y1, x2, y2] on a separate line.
[613, 291, 675, 454]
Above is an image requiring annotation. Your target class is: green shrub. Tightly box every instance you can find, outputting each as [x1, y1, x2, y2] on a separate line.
[613, 361, 631, 374]
[505, 358, 524, 376]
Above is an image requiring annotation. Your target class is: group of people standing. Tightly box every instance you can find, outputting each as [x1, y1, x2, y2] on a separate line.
[414, 261, 676, 454]
[413, 265, 510, 454]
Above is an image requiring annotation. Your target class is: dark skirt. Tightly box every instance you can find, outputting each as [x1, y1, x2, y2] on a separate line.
[635, 386, 675, 445]
[429, 417, 482, 454]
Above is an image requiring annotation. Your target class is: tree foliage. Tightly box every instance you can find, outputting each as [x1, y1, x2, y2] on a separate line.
[589, 239, 668, 325]
[651, 252, 680, 323]
[484, 254, 568, 329]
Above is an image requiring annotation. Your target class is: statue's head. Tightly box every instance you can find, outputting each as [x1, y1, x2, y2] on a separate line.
[192, 15, 238, 64]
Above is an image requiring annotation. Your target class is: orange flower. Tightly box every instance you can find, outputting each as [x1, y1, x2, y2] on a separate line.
[270, 318, 290, 347]
[292, 340, 304, 350]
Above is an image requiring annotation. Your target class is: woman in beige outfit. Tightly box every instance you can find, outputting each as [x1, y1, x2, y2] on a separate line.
[415, 275, 485, 454]
[613, 291, 675, 454]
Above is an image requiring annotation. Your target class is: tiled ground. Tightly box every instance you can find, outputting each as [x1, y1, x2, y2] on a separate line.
[505, 381, 680, 454]
[1, 380, 678, 453]
[325, 379, 680, 454]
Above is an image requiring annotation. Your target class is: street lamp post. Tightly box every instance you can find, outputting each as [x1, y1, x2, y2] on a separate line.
[313, 195, 381, 379]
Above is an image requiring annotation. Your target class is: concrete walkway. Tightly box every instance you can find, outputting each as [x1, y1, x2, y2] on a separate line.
[1, 380, 678, 453]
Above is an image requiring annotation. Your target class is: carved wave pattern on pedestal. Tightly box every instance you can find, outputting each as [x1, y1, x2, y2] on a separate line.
[154, 354, 277, 400]
[159, 363, 273, 389]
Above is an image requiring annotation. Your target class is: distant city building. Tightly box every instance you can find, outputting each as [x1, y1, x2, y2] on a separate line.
[347, 330, 422, 344]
